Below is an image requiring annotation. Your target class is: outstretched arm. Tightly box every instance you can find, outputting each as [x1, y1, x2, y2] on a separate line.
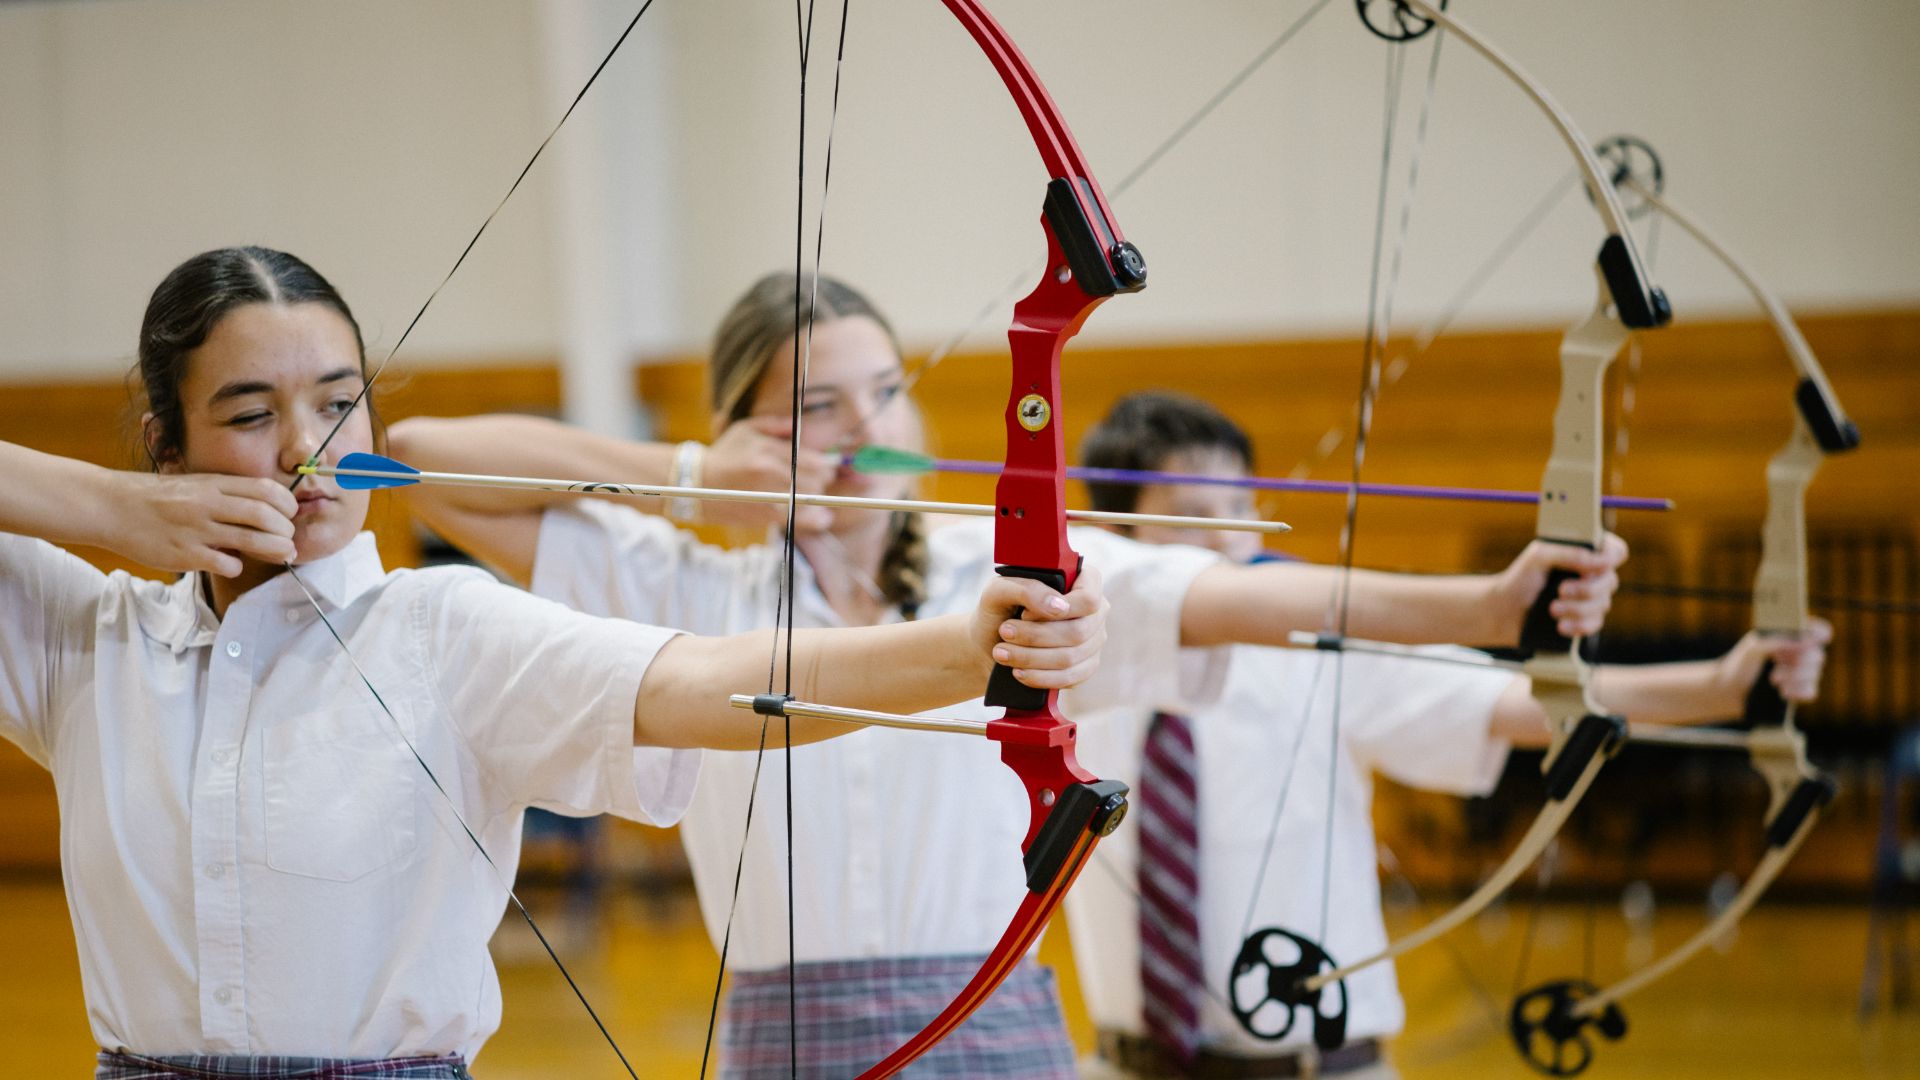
[1177, 536, 1627, 649]
[1489, 620, 1832, 746]
[387, 414, 834, 586]
[633, 566, 1108, 749]
[0, 440, 295, 575]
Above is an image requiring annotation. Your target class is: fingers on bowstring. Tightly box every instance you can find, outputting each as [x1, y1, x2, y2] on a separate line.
[224, 474, 301, 521]
[793, 506, 836, 532]
[214, 491, 297, 541]
[197, 547, 246, 579]
[210, 523, 297, 566]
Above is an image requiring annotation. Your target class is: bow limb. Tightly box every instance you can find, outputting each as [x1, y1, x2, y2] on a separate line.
[1507, 144, 1858, 1077]
[746, 3, 1143, 1076]
[870, 2, 1143, 1067]
[1395, 0, 1668, 329]
[1233, 4, 1672, 1042]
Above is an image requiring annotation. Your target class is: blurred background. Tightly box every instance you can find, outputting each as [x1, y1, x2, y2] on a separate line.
[1, 0, 1916, 1075]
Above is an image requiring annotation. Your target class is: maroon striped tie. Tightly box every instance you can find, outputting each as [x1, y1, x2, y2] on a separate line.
[1138, 710, 1203, 1063]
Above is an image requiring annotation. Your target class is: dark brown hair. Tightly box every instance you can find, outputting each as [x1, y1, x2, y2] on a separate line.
[1079, 391, 1255, 514]
[132, 246, 370, 468]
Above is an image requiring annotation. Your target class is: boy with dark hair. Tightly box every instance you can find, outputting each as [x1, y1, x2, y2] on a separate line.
[1065, 391, 1830, 1080]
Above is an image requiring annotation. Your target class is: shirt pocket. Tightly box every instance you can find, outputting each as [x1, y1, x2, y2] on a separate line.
[263, 709, 419, 882]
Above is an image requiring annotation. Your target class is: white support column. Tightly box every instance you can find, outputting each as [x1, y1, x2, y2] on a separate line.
[533, 0, 681, 438]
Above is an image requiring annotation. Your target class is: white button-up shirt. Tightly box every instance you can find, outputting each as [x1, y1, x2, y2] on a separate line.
[533, 503, 1224, 970]
[0, 532, 697, 1058]
[1067, 643, 1513, 1051]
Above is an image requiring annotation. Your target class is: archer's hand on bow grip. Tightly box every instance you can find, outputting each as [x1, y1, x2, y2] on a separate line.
[1510, 534, 1629, 652]
[1729, 619, 1833, 723]
[973, 564, 1109, 696]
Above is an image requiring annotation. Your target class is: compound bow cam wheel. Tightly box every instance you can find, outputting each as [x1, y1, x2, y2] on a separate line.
[1355, 0, 1449, 43]
[1509, 979, 1629, 1078]
[1227, 927, 1350, 1051]
[1593, 135, 1666, 220]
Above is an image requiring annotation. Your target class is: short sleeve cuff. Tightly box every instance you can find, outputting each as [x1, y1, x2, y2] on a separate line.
[1065, 530, 1229, 715]
[590, 621, 703, 826]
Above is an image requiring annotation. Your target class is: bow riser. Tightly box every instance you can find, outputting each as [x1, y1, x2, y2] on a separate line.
[1534, 294, 1629, 561]
[1515, 265, 1639, 659]
[1234, 4, 1659, 1044]
[1751, 419, 1824, 635]
[837, 2, 1145, 1073]
[1511, 144, 1858, 1076]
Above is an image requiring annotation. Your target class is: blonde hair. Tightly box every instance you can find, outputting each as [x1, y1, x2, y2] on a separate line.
[709, 272, 929, 617]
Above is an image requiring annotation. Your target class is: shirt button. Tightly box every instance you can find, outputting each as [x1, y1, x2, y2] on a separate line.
[226, 641, 243, 659]
[214, 987, 233, 1005]
[285, 608, 302, 624]
[212, 749, 231, 766]
[205, 863, 226, 879]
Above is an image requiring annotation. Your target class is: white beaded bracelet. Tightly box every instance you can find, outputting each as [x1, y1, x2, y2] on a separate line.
[667, 440, 705, 522]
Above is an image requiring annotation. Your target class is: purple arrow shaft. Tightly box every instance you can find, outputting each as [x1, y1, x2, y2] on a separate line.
[876, 455, 1672, 511]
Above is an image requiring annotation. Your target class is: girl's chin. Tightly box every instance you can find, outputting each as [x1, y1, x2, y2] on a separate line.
[290, 525, 358, 565]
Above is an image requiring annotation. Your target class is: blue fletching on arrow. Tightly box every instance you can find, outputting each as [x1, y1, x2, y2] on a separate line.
[334, 451, 422, 490]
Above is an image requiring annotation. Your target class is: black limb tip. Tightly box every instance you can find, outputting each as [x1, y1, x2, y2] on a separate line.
[1795, 377, 1862, 454]
[1227, 928, 1349, 1051]
[1022, 780, 1129, 892]
[750, 694, 792, 718]
[1597, 235, 1673, 329]
[1042, 179, 1146, 298]
[984, 563, 1073, 713]
[1764, 773, 1837, 848]
[1509, 980, 1626, 1078]
[1355, 0, 1446, 42]
[1543, 713, 1627, 801]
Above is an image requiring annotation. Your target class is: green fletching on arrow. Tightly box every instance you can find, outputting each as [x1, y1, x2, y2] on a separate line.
[848, 444, 936, 475]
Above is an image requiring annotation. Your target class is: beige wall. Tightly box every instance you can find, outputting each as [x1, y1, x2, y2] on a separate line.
[2, 0, 1916, 382]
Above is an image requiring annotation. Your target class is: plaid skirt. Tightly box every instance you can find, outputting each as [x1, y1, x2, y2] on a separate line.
[720, 955, 1076, 1079]
[95, 1052, 470, 1079]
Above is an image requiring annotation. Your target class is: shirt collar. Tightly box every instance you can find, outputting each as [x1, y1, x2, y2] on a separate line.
[134, 532, 387, 652]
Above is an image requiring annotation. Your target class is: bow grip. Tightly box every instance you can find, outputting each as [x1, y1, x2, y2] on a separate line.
[1743, 659, 1790, 727]
[984, 562, 1074, 711]
[1519, 567, 1578, 654]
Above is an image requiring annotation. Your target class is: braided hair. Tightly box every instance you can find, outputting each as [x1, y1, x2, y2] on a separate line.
[708, 272, 929, 617]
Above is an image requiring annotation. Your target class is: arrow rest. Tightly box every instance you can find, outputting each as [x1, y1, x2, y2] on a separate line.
[1509, 979, 1628, 1077]
[1227, 927, 1350, 1050]
[1356, 0, 1448, 43]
